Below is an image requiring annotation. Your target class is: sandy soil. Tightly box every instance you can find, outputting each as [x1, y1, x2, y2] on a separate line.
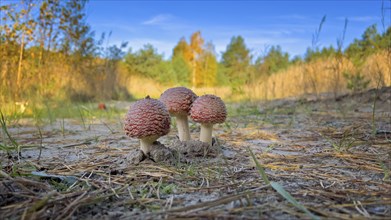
[1, 87, 390, 219]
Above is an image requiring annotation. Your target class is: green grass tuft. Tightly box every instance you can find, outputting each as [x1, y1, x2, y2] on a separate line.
[0, 110, 20, 156]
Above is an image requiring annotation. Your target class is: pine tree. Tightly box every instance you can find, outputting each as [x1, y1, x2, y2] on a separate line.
[221, 36, 251, 84]
[256, 45, 290, 76]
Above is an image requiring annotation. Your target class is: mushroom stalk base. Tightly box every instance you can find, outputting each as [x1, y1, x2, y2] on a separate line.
[140, 136, 159, 154]
[176, 115, 191, 141]
[200, 123, 213, 145]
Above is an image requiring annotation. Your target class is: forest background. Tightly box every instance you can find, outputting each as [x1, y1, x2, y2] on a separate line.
[1, 0, 390, 107]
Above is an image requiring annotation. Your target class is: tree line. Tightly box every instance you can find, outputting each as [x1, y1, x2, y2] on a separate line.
[121, 23, 390, 95]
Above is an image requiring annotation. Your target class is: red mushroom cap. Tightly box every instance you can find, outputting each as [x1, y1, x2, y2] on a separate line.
[190, 94, 227, 124]
[160, 87, 197, 116]
[124, 96, 170, 138]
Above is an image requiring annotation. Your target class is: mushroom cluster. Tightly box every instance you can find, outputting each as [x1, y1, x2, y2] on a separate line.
[124, 87, 226, 163]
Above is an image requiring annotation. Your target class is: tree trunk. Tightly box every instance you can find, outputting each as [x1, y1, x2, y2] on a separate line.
[192, 57, 196, 88]
[16, 33, 25, 99]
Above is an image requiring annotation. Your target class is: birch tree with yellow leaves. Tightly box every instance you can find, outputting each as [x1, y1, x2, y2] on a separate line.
[171, 31, 217, 87]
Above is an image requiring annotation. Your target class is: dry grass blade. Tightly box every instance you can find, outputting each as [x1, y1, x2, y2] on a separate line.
[0, 169, 13, 179]
[247, 147, 270, 184]
[270, 182, 320, 220]
[248, 147, 320, 220]
[25, 191, 55, 217]
[167, 191, 251, 213]
[55, 191, 88, 220]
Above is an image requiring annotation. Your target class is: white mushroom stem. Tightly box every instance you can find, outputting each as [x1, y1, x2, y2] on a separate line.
[175, 114, 191, 141]
[200, 123, 214, 145]
[140, 135, 159, 154]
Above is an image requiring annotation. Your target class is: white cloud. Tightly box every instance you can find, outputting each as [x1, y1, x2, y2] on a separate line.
[246, 37, 300, 45]
[274, 14, 308, 20]
[338, 16, 379, 22]
[142, 14, 174, 25]
[95, 23, 138, 33]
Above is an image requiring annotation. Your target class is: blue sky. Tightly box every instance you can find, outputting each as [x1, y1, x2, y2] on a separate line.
[88, 1, 387, 59]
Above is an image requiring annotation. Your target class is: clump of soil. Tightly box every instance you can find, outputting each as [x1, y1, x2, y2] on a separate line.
[126, 148, 145, 164]
[149, 142, 177, 163]
[126, 141, 178, 164]
[126, 139, 220, 164]
[173, 139, 219, 157]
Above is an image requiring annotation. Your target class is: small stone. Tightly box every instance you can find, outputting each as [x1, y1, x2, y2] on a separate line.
[126, 149, 145, 165]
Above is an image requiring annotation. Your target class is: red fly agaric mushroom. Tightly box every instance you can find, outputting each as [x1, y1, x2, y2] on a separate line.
[98, 103, 107, 110]
[124, 96, 170, 154]
[160, 87, 197, 141]
[190, 94, 227, 145]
